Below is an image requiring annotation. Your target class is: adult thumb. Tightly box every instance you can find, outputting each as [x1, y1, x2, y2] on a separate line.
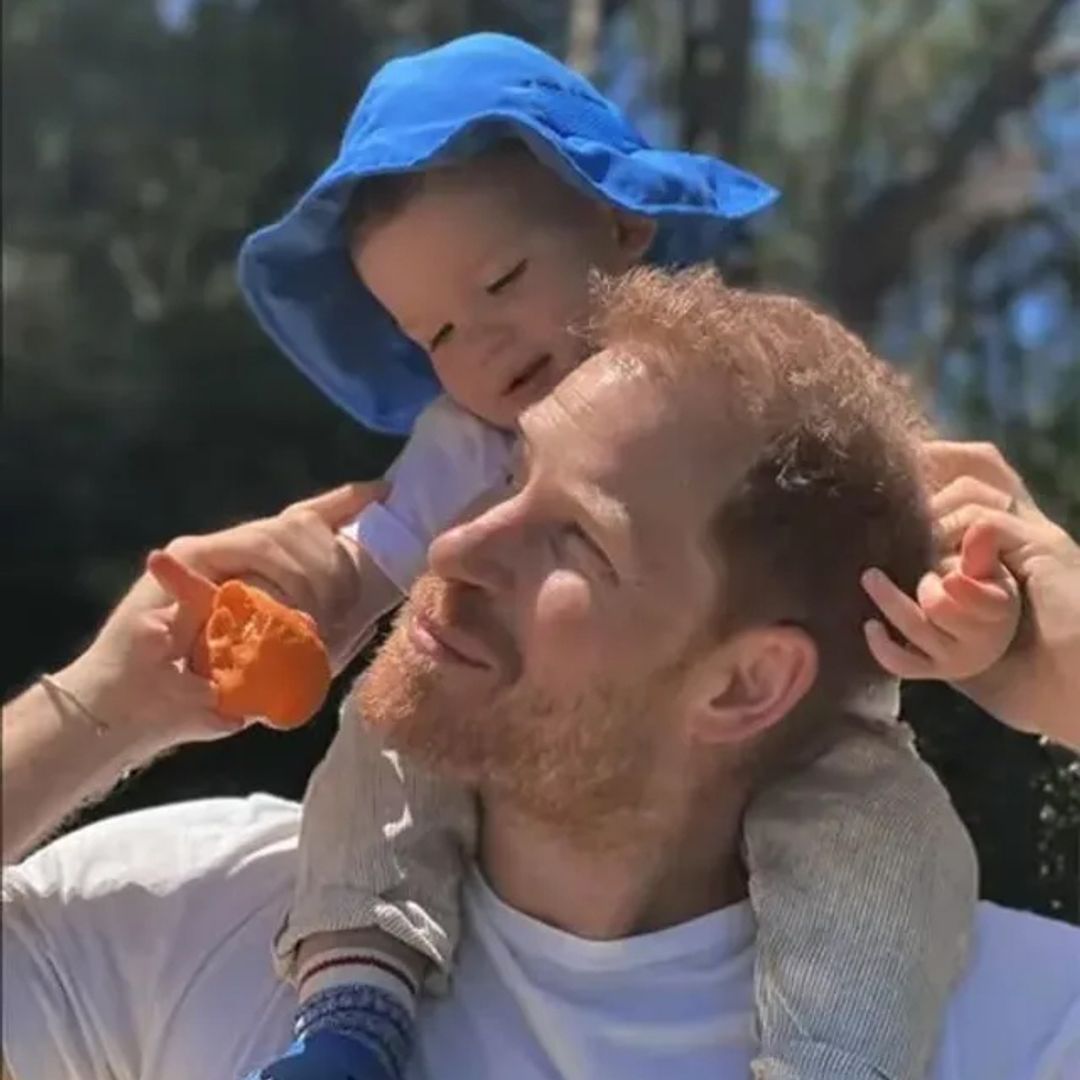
[147, 549, 217, 619]
[288, 481, 389, 531]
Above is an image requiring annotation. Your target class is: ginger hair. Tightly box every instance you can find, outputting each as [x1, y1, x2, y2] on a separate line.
[590, 265, 934, 709]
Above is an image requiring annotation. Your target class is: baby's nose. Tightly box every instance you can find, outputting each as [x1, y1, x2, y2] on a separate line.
[471, 323, 516, 368]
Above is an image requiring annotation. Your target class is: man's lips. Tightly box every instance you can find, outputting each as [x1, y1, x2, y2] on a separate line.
[503, 353, 552, 397]
[408, 611, 492, 670]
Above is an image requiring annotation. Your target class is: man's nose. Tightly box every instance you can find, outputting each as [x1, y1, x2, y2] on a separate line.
[427, 499, 519, 594]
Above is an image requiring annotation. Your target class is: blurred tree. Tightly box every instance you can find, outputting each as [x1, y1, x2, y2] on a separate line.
[614, 0, 1078, 918]
[3, 0, 1076, 917]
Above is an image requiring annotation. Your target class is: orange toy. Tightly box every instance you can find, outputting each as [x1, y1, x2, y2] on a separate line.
[191, 580, 331, 728]
[148, 551, 331, 729]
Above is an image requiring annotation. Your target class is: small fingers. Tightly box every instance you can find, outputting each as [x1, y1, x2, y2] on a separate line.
[960, 519, 1007, 580]
[861, 568, 955, 657]
[939, 571, 1016, 623]
[863, 619, 936, 679]
[916, 571, 978, 639]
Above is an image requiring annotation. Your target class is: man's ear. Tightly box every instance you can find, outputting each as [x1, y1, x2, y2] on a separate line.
[610, 209, 657, 267]
[682, 625, 819, 745]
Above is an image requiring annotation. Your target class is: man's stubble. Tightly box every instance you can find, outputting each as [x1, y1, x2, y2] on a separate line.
[354, 577, 681, 844]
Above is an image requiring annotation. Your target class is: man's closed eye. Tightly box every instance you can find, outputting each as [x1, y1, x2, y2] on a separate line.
[559, 523, 617, 583]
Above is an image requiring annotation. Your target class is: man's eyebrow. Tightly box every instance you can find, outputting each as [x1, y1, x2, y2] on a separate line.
[516, 413, 632, 560]
[575, 483, 630, 540]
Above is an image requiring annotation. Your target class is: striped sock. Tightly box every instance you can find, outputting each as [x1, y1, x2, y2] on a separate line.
[294, 983, 414, 1079]
[297, 946, 420, 1018]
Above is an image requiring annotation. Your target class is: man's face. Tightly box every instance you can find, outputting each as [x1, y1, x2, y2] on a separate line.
[357, 353, 730, 831]
[353, 156, 653, 430]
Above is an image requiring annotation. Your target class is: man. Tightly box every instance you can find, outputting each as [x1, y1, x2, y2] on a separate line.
[4, 270, 1079, 1079]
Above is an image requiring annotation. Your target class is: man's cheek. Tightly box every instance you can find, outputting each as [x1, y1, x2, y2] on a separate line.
[530, 572, 599, 663]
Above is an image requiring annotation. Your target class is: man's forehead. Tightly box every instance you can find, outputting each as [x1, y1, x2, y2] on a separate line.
[522, 350, 663, 445]
[521, 351, 711, 513]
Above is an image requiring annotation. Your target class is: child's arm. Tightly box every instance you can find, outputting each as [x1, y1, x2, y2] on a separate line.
[860, 521, 1022, 684]
[340, 395, 514, 591]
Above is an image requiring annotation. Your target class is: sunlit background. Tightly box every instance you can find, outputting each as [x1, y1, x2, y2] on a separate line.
[3, 0, 1077, 917]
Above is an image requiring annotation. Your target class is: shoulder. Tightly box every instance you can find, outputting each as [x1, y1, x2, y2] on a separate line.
[5, 793, 301, 906]
[3, 794, 302, 971]
[3, 796, 301, 1080]
[936, 903, 1080, 1078]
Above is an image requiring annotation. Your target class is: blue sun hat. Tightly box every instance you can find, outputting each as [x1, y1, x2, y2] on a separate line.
[238, 33, 779, 435]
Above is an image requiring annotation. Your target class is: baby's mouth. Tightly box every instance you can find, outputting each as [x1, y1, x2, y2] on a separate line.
[503, 353, 553, 397]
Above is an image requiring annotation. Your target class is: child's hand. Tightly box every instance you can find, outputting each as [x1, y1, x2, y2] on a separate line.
[860, 521, 1022, 682]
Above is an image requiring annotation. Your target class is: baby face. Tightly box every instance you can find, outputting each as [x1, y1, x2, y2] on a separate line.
[352, 154, 655, 429]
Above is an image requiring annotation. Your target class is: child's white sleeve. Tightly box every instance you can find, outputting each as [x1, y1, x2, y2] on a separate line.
[341, 396, 515, 591]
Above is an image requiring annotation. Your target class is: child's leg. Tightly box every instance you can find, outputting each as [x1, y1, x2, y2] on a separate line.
[745, 716, 978, 1080]
[276, 702, 476, 982]
[271, 701, 477, 1074]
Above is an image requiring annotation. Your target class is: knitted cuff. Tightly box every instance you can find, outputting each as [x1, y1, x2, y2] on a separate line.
[294, 983, 415, 1079]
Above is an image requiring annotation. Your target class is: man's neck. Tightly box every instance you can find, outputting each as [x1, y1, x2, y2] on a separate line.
[478, 767, 749, 941]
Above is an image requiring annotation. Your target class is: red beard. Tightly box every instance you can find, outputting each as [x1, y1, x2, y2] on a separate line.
[353, 573, 676, 839]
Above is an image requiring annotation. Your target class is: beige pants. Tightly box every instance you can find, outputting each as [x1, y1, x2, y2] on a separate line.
[745, 718, 977, 1079]
[274, 699, 476, 993]
[277, 700, 976, 1080]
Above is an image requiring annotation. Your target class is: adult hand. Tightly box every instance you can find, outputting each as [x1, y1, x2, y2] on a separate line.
[164, 481, 384, 672]
[2, 482, 384, 865]
[57, 481, 382, 753]
[924, 441, 1080, 750]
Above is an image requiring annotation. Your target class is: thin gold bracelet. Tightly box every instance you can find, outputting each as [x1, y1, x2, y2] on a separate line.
[39, 673, 111, 737]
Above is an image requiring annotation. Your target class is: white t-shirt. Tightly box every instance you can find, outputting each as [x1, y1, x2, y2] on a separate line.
[4, 796, 1079, 1079]
[342, 395, 515, 591]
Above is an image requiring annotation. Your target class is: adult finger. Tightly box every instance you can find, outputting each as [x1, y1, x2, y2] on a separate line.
[270, 510, 357, 629]
[167, 529, 320, 617]
[931, 476, 1014, 523]
[147, 550, 216, 620]
[169, 671, 251, 740]
[935, 506, 1029, 561]
[286, 481, 388, 532]
[921, 441, 1029, 501]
